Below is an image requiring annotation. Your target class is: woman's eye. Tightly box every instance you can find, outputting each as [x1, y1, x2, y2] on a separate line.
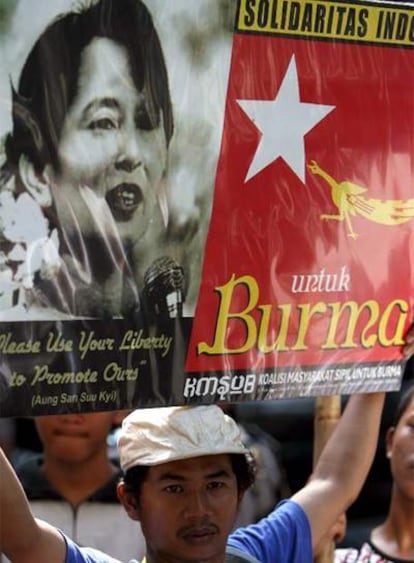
[88, 118, 117, 131]
[135, 107, 159, 131]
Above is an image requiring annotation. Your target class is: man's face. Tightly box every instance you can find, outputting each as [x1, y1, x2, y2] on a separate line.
[46, 36, 168, 241]
[387, 394, 414, 500]
[35, 412, 115, 466]
[131, 455, 241, 563]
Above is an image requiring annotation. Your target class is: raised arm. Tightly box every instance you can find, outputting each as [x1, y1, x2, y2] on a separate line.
[292, 391, 385, 549]
[0, 448, 66, 563]
[293, 322, 414, 548]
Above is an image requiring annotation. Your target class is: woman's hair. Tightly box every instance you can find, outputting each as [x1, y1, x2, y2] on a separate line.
[393, 382, 414, 427]
[5, 0, 173, 174]
[122, 453, 257, 505]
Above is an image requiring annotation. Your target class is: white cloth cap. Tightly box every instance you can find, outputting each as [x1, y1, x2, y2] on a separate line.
[117, 405, 248, 471]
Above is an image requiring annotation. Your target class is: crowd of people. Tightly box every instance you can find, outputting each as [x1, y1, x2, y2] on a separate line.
[0, 329, 412, 563]
[0, 393, 386, 562]
[0, 352, 413, 562]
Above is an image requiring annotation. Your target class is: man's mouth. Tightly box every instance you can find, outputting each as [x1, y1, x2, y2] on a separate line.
[179, 525, 218, 545]
[106, 183, 143, 221]
[53, 430, 88, 439]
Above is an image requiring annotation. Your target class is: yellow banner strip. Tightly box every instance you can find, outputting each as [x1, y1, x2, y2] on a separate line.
[236, 0, 414, 46]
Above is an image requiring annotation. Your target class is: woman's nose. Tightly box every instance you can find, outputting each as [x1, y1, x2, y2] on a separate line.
[115, 127, 142, 172]
[114, 156, 141, 173]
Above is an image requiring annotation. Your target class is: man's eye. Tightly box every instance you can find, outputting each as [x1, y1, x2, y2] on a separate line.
[88, 118, 117, 131]
[164, 484, 183, 494]
[207, 481, 226, 491]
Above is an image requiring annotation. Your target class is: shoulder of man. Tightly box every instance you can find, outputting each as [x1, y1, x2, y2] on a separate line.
[136, 550, 261, 563]
[225, 546, 261, 563]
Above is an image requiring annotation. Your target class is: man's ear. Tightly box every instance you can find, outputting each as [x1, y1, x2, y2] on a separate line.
[117, 481, 141, 521]
[18, 154, 52, 208]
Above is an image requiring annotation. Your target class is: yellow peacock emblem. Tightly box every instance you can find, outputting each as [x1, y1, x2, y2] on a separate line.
[307, 160, 414, 239]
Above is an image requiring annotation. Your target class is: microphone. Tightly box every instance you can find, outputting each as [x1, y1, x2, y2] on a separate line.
[143, 256, 185, 320]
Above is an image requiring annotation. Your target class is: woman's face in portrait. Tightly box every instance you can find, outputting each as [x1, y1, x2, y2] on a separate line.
[46, 36, 168, 242]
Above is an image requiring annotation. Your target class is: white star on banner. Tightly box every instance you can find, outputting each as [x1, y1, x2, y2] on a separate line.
[237, 55, 335, 183]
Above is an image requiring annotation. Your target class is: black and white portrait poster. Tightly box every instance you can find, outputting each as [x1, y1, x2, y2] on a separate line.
[0, 0, 412, 416]
[0, 0, 234, 415]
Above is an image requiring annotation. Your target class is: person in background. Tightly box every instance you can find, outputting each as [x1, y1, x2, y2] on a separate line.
[0, 419, 15, 460]
[1, 332, 413, 562]
[334, 380, 414, 563]
[12, 412, 145, 562]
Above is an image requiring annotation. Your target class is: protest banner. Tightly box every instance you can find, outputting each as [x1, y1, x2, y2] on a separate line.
[0, 0, 413, 416]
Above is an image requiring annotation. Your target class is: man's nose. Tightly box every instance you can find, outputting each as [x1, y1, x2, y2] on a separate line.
[183, 491, 212, 519]
[115, 128, 142, 173]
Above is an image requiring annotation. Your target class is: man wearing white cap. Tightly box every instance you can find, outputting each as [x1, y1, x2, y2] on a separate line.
[0, 386, 397, 563]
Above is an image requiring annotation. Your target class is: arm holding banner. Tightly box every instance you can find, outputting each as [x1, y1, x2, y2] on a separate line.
[0, 448, 65, 563]
[292, 391, 385, 550]
[312, 395, 342, 563]
[293, 324, 414, 552]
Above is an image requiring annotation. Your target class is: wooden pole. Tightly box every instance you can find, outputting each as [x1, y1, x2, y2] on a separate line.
[313, 395, 342, 563]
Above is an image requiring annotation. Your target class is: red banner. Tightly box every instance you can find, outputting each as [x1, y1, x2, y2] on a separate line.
[187, 1, 414, 397]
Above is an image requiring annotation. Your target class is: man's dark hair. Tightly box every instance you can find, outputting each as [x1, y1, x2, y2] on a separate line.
[122, 453, 257, 505]
[4, 0, 174, 174]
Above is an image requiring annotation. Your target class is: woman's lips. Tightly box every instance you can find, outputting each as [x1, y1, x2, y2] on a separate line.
[106, 183, 143, 221]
